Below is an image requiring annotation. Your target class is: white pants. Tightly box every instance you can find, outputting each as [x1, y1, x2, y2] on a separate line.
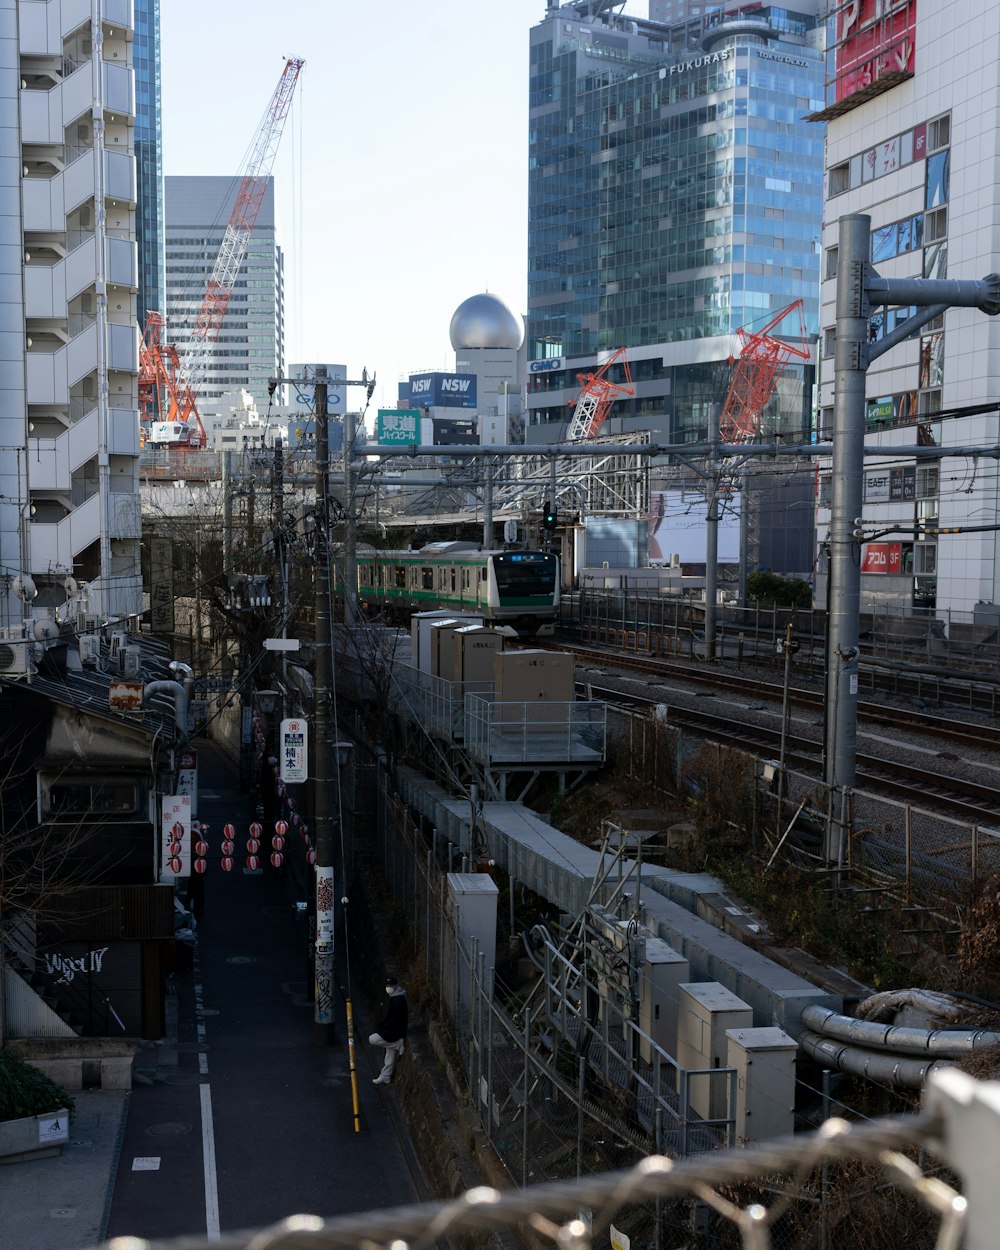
[369, 1032, 405, 1082]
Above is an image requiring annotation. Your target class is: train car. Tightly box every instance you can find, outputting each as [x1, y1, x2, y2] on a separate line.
[356, 541, 559, 635]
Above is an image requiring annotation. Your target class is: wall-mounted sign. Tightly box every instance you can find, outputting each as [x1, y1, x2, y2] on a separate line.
[109, 680, 143, 712]
[377, 408, 420, 445]
[160, 793, 191, 880]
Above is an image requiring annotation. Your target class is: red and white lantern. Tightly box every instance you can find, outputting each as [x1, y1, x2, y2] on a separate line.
[271, 834, 285, 852]
[224, 823, 236, 839]
[270, 851, 284, 869]
[306, 848, 316, 866]
[194, 858, 208, 875]
[221, 839, 235, 857]
[274, 820, 288, 838]
[246, 837, 260, 855]
[246, 854, 260, 871]
[169, 839, 183, 858]
[172, 822, 185, 839]
[168, 855, 183, 874]
[249, 821, 263, 839]
[195, 840, 209, 858]
[221, 856, 234, 873]
[291, 811, 300, 826]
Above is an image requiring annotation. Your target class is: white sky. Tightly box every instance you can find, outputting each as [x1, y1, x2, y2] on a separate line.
[160, 1, 643, 411]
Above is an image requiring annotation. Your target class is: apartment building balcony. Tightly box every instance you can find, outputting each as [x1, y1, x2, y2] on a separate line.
[20, 59, 133, 145]
[27, 320, 138, 404]
[28, 405, 140, 492]
[19, 0, 135, 55]
[23, 148, 136, 231]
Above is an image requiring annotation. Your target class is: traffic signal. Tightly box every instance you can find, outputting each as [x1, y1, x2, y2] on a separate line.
[543, 503, 557, 531]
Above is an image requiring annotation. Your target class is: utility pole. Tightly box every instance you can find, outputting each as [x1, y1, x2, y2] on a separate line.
[703, 401, 721, 660]
[268, 366, 375, 1045]
[825, 213, 1000, 867]
[313, 368, 336, 1043]
[343, 408, 358, 628]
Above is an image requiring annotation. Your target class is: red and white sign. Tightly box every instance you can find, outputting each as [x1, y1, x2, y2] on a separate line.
[862, 542, 903, 574]
[177, 749, 198, 816]
[835, 0, 916, 109]
[160, 794, 192, 880]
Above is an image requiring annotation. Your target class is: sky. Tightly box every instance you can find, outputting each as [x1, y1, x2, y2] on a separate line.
[160, 1, 643, 413]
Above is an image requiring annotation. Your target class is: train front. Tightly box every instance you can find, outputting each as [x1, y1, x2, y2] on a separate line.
[488, 551, 559, 636]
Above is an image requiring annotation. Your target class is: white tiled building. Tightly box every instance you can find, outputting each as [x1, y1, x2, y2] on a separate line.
[815, 0, 1000, 621]
[0, 0, 141, 636]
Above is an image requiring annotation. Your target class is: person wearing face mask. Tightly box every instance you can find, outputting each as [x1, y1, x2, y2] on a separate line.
[370, 974, 408, 1085]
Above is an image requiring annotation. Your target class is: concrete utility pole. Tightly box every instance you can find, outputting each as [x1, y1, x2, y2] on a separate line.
[825, 213, 1000, 867]
[267, 367, 375, 1045]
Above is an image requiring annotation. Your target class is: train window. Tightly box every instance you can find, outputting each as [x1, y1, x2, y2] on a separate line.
[480, 567, 487, 581]
[451, 569, 456, 592]
[421, 567, 433, 590]
[395, 567, 406, 589]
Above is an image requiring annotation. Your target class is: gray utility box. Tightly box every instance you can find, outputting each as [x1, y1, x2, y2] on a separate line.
[412, 611, 482, 673]
[638, 939, 690, 1065]
[726, 1027, 797, 1144]
[494, 650, 575, 726]
[430, 619, 470, 678]
[445, 872, 499, 1017]
[676, 981, 753, 1123]
[448, 625, 505, 684]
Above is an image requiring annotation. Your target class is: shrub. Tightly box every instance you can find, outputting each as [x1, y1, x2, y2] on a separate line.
[747, 570, 812, 608]
[0, 1050, 74, 1122]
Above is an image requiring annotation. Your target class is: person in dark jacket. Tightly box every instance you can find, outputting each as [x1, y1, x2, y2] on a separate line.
[370, 974, 408, 1084]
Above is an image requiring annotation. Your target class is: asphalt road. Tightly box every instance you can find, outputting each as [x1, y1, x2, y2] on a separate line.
[104, 741, 422, 1244]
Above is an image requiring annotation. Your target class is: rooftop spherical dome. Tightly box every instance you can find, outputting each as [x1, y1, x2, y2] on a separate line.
[449, 292, 524, 351]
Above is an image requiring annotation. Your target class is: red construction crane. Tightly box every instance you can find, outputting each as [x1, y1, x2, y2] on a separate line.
[138, 312, 206, 448]
[565, 346, 634, 441]
[718, 299, 812, 444]
[141, 56, 304, 449]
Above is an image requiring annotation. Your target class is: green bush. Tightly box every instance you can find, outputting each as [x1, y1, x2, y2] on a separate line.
[0, 1050, 74, 1122]
[747, 570, 813, 608]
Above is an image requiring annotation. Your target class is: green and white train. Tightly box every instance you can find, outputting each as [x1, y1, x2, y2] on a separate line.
[356, 542, 559, 635]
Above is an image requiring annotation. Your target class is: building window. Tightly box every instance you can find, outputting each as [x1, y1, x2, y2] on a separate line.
[925, 207, 947, 242]
[916, 465, 939, 498]
[914, 543, 937, 574]
[822, 327, 835, 359]
[825, 246, 838, 279]
[927, 114, 951, 152]
[829, 162, 849, 196]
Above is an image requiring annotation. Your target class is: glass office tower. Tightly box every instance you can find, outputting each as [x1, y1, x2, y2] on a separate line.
[134, 0, 165, 335]
[526, 3, 826, 447]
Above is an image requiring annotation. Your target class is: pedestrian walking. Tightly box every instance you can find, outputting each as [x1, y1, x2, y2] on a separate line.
[370, 974, 408, 1085]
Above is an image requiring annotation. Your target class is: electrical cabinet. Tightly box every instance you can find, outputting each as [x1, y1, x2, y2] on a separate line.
[726, 1027, 797, 1144]
[638, 939, 690, 1064]
[676, 982, 753, 1123]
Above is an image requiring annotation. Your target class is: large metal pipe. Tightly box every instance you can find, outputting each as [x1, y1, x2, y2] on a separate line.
[802, 1004, 1000, 1058]
[142, 680, 189, 740]
[798, 1030, 949, 1088]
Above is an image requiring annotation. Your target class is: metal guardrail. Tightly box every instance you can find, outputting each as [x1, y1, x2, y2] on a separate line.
[464, 694, 607, 767]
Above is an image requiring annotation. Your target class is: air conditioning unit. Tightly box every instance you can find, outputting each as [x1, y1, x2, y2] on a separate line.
[78, 614, 99, 634]
[0, 640, 34, 675]
[79, 635, 101, 665]
[110, 631, 127, 657]
[123, 645, 142, 678]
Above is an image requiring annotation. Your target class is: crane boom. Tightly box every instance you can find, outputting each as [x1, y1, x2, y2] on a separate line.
[718, 299, 811, 444]
[565, 346, 634, 441]
[181, 56, 304, 404]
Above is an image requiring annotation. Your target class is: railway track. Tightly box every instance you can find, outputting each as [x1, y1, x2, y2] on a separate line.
[556, 640, 1000, 752]
[578, 676, 1000, 829]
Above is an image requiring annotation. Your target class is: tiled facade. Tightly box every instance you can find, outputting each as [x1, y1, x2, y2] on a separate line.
[815, 0, 1000, 617]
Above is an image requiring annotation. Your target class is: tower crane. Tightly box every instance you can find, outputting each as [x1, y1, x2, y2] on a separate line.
[142, 56, 305, 449]
[564, 346, 634, 441]
[717, 299, 811, 444]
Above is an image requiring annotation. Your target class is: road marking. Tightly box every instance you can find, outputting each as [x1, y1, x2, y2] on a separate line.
[200, 1085, 220, 1240]
[132, 1156, 160, 1170]
[199, 1052, 209, 1075]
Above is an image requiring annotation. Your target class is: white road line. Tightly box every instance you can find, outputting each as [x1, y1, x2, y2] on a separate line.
[199, 1051, 209, 1075]
[200, 1084, 221, 1241]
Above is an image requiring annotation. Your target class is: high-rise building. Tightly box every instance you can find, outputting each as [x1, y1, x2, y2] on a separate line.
[525, 2, 826, 449]
[134, 0, 165, 335]
[164, 175, 285, 414]
[813, 0, 1000, 621]
[0, 2, 141, 629]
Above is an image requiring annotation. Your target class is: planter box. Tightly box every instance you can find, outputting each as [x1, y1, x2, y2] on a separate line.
[0, 1108, 70, 1164]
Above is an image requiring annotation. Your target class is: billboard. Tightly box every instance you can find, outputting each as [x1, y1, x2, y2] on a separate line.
[408, 372, 477, 409]
[833, 0, 916, 111]
[288, 363, 346, 415]
[862, 542, 904, 575]
[648, 488, 741, 565]
[377, 408, 420, 445]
